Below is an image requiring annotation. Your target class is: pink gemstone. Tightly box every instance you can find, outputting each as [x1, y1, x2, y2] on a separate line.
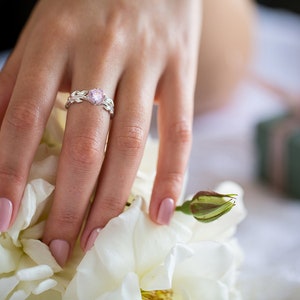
[87, 89, 104, 105]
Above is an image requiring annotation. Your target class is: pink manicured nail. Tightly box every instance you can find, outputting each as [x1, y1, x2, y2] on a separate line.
[0, 198, 13, 232]
[156, 198, 174, 225]
[49, 239, 70, 267]
[85, 228, 101, 252]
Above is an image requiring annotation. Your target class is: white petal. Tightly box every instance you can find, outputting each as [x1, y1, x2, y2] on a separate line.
[64, 200, 143, 299]
[174, 277, 230, 300]
[16, 265, 53, 281]
[140, 244, 193, 291]
[9, 290, 30, 300]
[0, 242, 21, 273]
[0, 276, 19, 300]
[97, 273, 141, 300]
[133, 208, 192, 276]
[8, 179, 54, 244]
[20, 221, 45, 240]
[21, 239, 61, 273]
[32, 278, 57, 295]
[174, 242, 234, 280]
[172, 241, 239, 299]
[29, 154, 58, 185]
[26, 179, 55, 226]
[65, 198, 194, 299]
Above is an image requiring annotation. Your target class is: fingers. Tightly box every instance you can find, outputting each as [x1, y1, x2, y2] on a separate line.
[44, 100, 111, 266]
[0, 39, 65, 231]
[0, 0, 43, 125]
[0, 56, 18, 126]
[0, 36, 25, 125]
[42, 41, 128, 264]
[149, 59, 196, 225]
[80, 65, 158, 251]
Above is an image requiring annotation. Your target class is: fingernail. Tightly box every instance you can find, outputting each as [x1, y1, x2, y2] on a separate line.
[85, 228, 101, 252]
[156, 198, 174, 225]
[0, 198, 13, 232]
[49, 239, 70, 267]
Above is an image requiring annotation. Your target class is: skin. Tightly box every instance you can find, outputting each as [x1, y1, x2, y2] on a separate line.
[0, 0, 202, 265]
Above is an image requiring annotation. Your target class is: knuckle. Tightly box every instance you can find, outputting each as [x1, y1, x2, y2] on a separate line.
[101, 24, 126, 53]
[37, 12, 76, 43]
[99, 195, 126, 218]
[53, 209, 82, 229]
[6, 102, 42, 132]
[157, 171, 184, 197]
[0, 166, 26, 186]
[163, 171, 184, 187]
[66, 135, 103, 166]
[170, 121, 192, 146]
[116, 125, 145, 156]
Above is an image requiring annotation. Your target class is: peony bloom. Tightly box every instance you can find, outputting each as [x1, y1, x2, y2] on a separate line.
[0, 99, 246, 299]
[63, 181, 245, 300]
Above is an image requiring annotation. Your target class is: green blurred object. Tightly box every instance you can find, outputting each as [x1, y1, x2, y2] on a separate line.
[256, 112, 300, 199]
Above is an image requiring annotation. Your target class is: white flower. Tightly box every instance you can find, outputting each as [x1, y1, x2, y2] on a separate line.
[64, 181, 246, 300]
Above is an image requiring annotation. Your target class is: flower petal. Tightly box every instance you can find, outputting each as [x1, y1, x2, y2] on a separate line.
[97, 273, 141, 300]
[9, 289, 30, 300]
[0, 275, 19, 300]
[8, 179, 54, 245]
[0, 242, 21, 273]
[133, 206, 192, 276]
[16, 265, 54, 281]
[64, 199, 143, 299]
[140, 244, 193, 291]
[32, 278, 57, 295]
[21, 239, 62, 273]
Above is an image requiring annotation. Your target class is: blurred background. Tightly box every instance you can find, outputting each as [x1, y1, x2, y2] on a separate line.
[189, 1, 300, 299]
[1, 0, 300, 299]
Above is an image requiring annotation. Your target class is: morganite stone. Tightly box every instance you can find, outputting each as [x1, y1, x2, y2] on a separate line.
[87, 89, 104, 105]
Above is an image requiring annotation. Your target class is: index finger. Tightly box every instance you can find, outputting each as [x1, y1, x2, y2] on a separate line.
[0, 42, 65, 230]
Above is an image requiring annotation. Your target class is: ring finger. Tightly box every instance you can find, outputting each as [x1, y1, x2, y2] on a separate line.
[43, 47, 124, 266]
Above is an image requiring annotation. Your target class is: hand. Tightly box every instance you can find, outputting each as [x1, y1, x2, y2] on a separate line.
[0, 0, 201, 266]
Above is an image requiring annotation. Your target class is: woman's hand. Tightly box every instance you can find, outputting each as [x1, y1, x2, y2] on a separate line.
[0, 0, 201, 266]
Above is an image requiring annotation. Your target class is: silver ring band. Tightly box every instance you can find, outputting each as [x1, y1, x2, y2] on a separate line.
[65, 88, 114, 117]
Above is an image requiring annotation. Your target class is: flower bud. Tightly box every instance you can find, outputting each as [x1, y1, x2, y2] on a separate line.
[176, 191, 236, 223]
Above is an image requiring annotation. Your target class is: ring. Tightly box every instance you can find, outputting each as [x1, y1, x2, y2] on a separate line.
[65, 88, 114, 117]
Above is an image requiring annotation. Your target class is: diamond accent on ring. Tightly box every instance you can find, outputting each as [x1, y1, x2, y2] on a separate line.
[87, 88, 104, 105]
